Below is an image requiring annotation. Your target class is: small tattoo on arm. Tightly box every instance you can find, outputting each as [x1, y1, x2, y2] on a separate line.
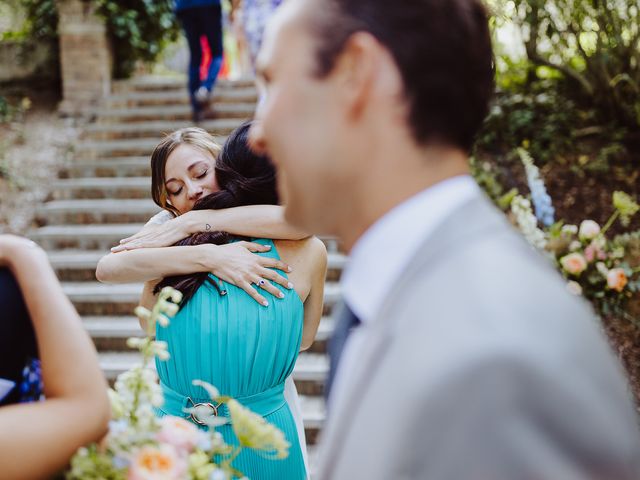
[205, 223, 211, 231]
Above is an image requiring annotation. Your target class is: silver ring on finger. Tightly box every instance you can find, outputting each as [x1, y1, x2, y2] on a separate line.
[258, 279, 266, 286]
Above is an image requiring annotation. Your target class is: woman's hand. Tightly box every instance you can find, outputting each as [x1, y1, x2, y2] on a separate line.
[205, 242, 294, 306]
[112, 216, 191, 252]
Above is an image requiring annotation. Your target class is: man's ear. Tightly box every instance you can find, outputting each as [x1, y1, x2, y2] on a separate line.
[332, 32, 381, 119]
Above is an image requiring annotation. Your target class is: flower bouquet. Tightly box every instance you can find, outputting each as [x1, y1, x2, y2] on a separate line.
[67, 287, 289, 480]
[511, 189, 640, 321]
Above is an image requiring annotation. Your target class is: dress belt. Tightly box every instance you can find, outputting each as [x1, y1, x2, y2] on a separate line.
[160, 381, 286, 424]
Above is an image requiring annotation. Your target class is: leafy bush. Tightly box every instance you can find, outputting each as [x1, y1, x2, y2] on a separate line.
[475, 82, 579, 164]
[4, 0, 180, 79]
[494, 0, 640, 134]
[94, 0, 180, 78]
[22, 0, 58, 41]
[0, 96, 31, 124]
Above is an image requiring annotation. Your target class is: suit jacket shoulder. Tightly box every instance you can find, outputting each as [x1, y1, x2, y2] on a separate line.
[319, 193, 640, 479]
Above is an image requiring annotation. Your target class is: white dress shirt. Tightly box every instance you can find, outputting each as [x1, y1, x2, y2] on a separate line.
[329, 175, 481, 407]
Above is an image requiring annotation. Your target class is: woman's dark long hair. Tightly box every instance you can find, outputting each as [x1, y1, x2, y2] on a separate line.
[153, 121, 279, 306]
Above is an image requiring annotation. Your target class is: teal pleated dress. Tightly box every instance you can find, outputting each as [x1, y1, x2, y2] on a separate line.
[155, 238, 307, 479]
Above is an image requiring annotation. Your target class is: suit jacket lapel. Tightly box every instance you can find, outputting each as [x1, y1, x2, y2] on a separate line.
[318, 192, 506, 477]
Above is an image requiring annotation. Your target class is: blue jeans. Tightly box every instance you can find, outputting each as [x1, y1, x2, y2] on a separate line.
[177, 4, 224, 113]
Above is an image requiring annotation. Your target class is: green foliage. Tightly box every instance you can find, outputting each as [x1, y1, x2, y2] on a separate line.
[22, 0, 58, 41]
[95, 0, 180, 78]
[0, 0, 58, 42]
[469, 156, 518, 210]
[475, 83, 579, 164]
[494, 0, 640, 132]
[613, 231, 640, 268]
[0, 96, 30, 124]
[4, 0, 180, 79]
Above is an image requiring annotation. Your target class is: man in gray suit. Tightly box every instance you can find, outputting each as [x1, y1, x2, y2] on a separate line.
[249, 0, 640, 478]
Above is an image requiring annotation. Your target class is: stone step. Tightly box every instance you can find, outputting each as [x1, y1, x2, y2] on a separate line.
[113, 76, 256, 93]
[36, 199, 158, 225]
[50, 177, 151, 200]
[105, 87, 258, 108]
[100, 350, 328, 398]
[84, 314, 335, 352]
[97, 104, 254, 123]
[59, 157, 151, 178]
[31, 224, 342, 252]
[49, 249, 347, 283]
[85, 118, 245, 140]
[31, 223, 149, 250]
[74, 138, 166, 158]
[74, 136, 227, 158]
[63, 281, 342, 316]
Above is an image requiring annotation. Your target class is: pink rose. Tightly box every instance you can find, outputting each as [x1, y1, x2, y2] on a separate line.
[560, 253, 587, 276]
[584, 244, 595, 262]
[156, 416, 200, 453]
[606, 268, 628, 292]
[583, 241, 606, 263]
[128, 444, 187, 480]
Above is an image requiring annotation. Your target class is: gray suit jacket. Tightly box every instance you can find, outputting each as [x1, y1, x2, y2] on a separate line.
[317, 192, 640, 479]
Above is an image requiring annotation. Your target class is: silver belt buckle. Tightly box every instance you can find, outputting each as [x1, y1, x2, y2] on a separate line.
[189, 401, 220, 425]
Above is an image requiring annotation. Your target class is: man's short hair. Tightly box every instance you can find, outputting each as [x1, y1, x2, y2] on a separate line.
[311, 0, 494, 152]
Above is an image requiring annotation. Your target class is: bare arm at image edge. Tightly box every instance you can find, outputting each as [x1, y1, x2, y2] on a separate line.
[0, 235, 110, 480]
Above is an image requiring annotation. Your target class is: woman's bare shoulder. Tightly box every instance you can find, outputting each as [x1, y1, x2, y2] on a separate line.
[275, 236, 326, 259]
[275, 236, 327, 272]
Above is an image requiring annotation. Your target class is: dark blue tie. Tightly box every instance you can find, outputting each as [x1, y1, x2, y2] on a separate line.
[326, 302, 361, 400]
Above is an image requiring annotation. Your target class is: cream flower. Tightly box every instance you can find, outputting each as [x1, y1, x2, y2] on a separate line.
[510, 195, 547, 250]
[227, 399, 290, 458]
[187, 451, 217, 480]
[606, 268, 628, 292]
[596, 262, 609, 277]
[578, 220, 600, 241]
[160, 286, 183, 305]
[151, 341, 170, 361]
[134, 306, 151, 323]
[566, 281, 583, 296]
[128, 444, 187, 480]
[157, 416, 200, 453]
[569, 240, 582, 252]
[108, 388, 126, 419]
[560, 253, 587, 276]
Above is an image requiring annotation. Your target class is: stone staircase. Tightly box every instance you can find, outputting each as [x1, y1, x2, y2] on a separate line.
[29, 76, 343, 464]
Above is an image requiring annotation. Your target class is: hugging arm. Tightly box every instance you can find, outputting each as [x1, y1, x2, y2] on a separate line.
[112, 205, 308, 252]
[97, 206, 307, 304]
[97, 242, 293, 305]
[0, 235, 110, 480]
[300, 238, 328, 351]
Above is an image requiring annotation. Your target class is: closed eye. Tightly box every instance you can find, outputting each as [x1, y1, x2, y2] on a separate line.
[168, 187, 182, 196]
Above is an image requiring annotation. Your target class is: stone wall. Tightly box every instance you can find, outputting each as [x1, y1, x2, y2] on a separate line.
[56, 0, 112, 115]
[0, 41, 55, 84]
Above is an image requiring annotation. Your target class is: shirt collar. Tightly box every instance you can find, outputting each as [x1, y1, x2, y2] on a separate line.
[341, 175, 480, 323]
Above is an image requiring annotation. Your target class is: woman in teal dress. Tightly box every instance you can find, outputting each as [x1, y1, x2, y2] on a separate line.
[152, 122, 327, 479]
